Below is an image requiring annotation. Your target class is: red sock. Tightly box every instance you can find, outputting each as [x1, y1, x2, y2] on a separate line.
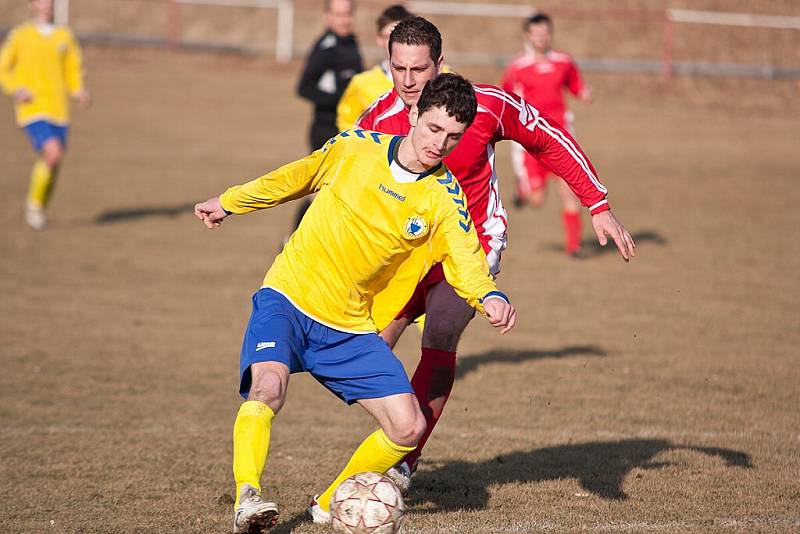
[403, 348, 456, 468]
[562, 211, 581, 255]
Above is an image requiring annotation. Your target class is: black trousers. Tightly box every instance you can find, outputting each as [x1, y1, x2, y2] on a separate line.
[309, 120, 338, 152]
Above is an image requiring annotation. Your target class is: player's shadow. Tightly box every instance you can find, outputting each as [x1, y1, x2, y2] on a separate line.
[94, 202, 196, 224]
[271, 511, 312, 534]
[410, 439, 752, 512]
[457, 345, 606, 381]
[548, 229, 667, 257]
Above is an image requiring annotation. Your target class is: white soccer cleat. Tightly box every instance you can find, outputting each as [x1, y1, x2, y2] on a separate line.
[233, 484, 279, 534]
[25, 203, 46, 230]
[306, 494, 331, 524]
[385, 461, 413, 496]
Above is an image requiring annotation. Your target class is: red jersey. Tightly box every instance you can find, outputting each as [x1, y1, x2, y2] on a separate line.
[502, 50, 585, 127]
[356, 84, 609, 273]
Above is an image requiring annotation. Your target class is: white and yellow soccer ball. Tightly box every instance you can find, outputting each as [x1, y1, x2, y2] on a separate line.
[330, 472, 406, 534]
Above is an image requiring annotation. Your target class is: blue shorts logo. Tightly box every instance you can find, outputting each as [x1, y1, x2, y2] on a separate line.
[403, 216, 429, 240]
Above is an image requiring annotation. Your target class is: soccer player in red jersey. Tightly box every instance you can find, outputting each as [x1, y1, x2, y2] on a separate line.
[502, 13, 593, 257]
[358, 17, 635, 493]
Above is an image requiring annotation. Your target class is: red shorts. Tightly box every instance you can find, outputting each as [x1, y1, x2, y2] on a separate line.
[395, 263, 445, 321]
[512, 112, 575, 193]
[519, 153, 554, 192]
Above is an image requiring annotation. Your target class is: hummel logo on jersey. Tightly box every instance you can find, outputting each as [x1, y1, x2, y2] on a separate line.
[379, 183, 406, 202]
[255, 342, 276, 351]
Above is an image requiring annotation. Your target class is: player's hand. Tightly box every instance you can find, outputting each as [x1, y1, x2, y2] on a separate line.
[73, 89, 92, 109]
[194, 196, 228, 229]
[591, 210, 636, 261]
[484, 298, 516, 335]
[14, 88, 33, 103]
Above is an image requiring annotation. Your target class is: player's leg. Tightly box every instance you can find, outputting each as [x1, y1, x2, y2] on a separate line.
[524, 153, 549, 208]
[310, 333, 422, 518]
[398, 278, 474, 473]
[233, 361, 286, 533]
[558, 178, 582, 257]
[24, 123, 67, 229]
[232, 289, 305, 532]
[510, 141, 531, 207]
[234, 361, 289, 506]
[314, 394, 423, 512]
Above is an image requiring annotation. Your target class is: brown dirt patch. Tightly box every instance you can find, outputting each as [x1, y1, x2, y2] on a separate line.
[0, 46, 798, 533]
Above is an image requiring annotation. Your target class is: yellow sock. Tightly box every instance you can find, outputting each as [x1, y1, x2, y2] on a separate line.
[317, 429, 415, 512]
[233, 400, 275, 508]
[27, 159, 57, 209]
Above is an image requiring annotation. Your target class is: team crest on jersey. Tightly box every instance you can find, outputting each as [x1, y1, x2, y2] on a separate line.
[402, 216, 429, 240]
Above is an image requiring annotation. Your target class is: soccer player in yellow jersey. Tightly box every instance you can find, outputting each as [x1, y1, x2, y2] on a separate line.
[0, 0, 90, 229]
[336, 4, 412, 133]
[195, 74, 516, 533]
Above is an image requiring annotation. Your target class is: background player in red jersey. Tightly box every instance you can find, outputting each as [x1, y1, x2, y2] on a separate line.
[503, 13, 593, 257]
[357, 17, 635, 493]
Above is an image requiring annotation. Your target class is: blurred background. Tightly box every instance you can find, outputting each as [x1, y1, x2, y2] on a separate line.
[1, 1, 798, 532]
[2, 0, 798, 76]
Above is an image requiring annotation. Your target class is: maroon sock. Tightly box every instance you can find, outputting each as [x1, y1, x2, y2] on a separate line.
[403, 348, 457, 468]
[562, 211, 582, 254]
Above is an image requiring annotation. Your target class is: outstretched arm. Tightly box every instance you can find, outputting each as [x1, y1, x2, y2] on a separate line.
[217, 138, 338, 215]
[496, 87, 635, 260]
[195, 137, 339, 230]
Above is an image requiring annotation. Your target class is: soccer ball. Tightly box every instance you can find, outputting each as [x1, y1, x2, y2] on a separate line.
[330, 472, 406, 534]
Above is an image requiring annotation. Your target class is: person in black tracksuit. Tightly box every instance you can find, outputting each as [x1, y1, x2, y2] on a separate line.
[291, 0, 363, 233]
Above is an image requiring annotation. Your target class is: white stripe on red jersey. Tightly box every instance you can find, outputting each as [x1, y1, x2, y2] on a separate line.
[356, 84, 610, 272]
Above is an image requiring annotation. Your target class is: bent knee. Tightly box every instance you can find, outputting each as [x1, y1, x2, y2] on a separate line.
[41, 145, 64, 167]
[386, 413, 426, 448]
[247, 370, 287, 412]
[423, 315, 472, 349]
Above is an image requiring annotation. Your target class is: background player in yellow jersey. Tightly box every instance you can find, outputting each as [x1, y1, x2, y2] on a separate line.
[335, 4, 412, 132]
[194, 74, 516, 533]
[0, 0, 90, 229]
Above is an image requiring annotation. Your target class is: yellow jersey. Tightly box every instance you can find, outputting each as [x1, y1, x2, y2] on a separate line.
[336, 63, 393, 132]
[0, 22, 85, 126]
[220, 130, 499, 333]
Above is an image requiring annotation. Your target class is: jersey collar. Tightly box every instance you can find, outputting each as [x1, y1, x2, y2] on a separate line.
[387, 136, 443, 183]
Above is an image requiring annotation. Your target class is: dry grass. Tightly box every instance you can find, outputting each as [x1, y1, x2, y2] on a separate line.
[0, 47, 799, 533]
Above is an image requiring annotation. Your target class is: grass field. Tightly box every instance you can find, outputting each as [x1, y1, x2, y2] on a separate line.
[1, 47, 799, 533]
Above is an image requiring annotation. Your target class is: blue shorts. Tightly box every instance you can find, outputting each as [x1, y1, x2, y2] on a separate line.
[239, 288, 413, 404]
[23, 120, 68, 152]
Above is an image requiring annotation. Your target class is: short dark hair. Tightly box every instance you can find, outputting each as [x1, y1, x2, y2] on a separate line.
[416, 73, 476, 127]
[376, 5, 413, 34]
[388, 16, 442, 64]
[525, 13, 552, 30]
